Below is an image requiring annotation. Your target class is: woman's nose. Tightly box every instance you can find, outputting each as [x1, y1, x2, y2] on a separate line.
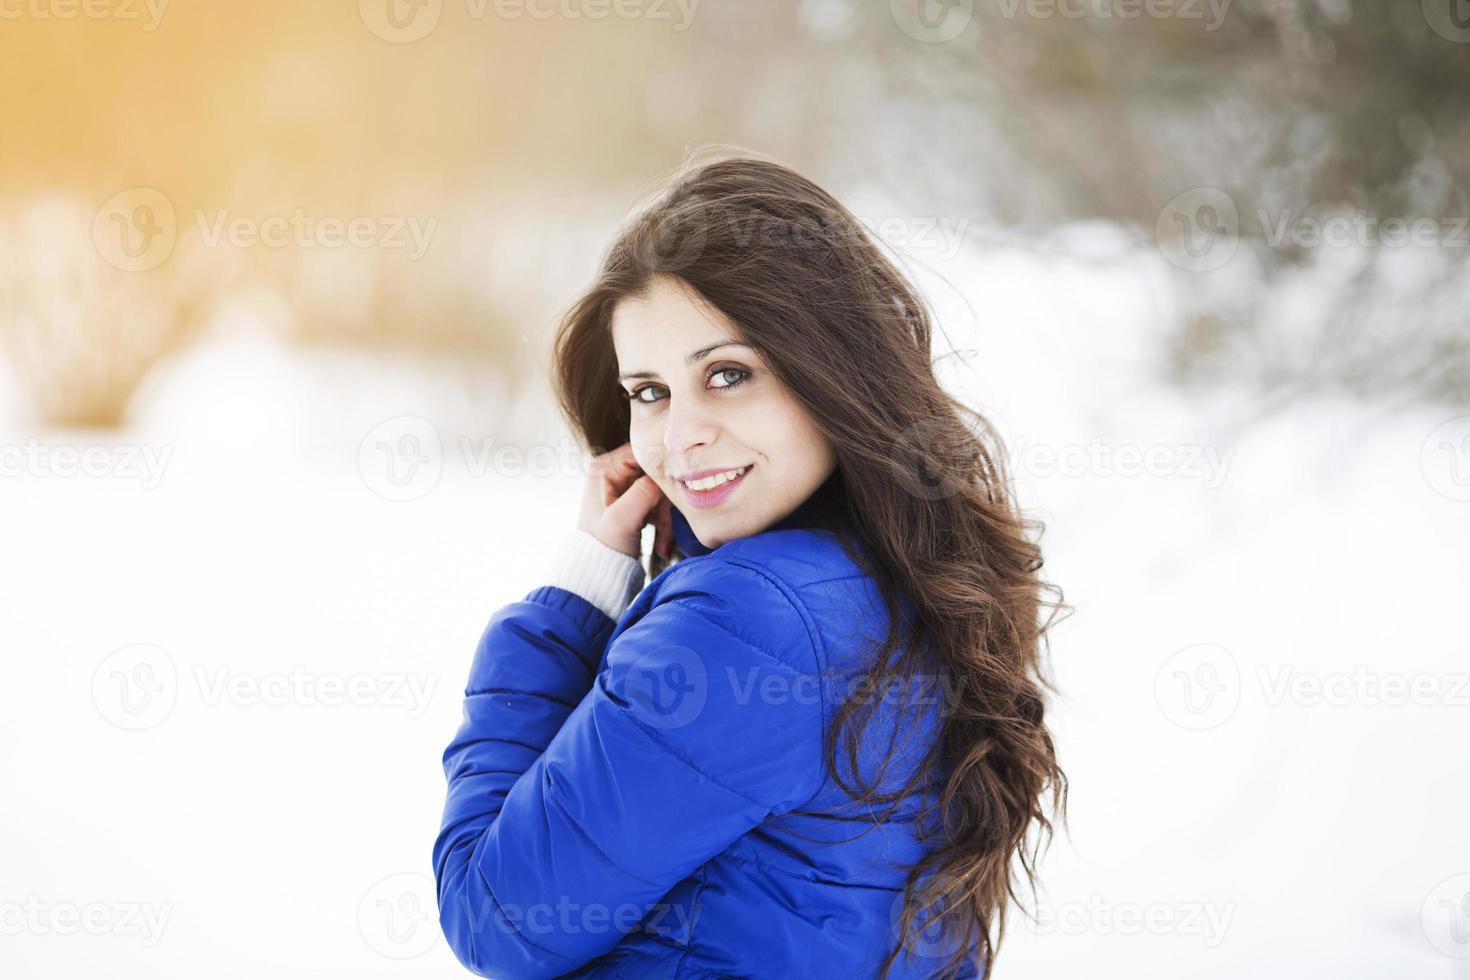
[663, 396, 720, 459]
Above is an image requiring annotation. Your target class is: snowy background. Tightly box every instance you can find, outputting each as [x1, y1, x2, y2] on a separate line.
[4, 214, 1467, 978]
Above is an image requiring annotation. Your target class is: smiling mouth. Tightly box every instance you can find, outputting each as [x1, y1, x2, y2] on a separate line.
[679, 464, 752, 492]
[676, 464, 753, 507]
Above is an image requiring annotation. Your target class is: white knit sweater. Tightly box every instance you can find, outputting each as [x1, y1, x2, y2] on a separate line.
[540, 529, 649, 621]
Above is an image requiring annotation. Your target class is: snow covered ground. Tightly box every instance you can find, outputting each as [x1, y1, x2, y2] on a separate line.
[2, 225, 1467, 978]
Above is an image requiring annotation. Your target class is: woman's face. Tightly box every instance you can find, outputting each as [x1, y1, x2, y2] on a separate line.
[610, 274, 837, 550]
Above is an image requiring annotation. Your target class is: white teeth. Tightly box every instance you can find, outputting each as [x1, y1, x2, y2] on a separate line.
[683, 466, 749, 492]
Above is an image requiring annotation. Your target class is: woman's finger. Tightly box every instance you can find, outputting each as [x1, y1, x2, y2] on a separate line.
[598, 444, 647, 506]
[604, 474, 662, 531]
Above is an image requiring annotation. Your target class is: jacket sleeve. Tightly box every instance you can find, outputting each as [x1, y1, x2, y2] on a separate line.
[431, 558, 828, 979]
[541, 529, 647, 624]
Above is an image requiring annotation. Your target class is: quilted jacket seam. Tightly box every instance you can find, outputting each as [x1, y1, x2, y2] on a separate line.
[544, 780, 662, 889]
[671, 863, 710, 978]
[463, 686, 579, 707]
[719, 556, 832, 814]
[469, 862, 575, 962]
[609, 672, 771, 811]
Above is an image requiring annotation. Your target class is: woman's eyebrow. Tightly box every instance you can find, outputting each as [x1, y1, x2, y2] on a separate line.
[618, 341, 748, 382]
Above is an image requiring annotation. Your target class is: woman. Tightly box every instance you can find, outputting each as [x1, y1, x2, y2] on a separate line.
[432, 153, 1068, 979]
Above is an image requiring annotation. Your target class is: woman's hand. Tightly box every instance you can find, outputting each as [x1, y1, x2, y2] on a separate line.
[578, 443, 675, 561]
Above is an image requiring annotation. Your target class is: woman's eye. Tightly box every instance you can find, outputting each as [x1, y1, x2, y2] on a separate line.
[628, 385, 666, 404]
[710, 366, 749, 389]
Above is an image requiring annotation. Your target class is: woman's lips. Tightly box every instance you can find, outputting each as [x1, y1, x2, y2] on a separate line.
[678, 464, 752, 510]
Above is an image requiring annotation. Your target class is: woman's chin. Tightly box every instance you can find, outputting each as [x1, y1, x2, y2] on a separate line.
[689, 515, 764, 550]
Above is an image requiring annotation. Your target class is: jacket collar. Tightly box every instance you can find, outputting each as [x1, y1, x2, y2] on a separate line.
[669, 469, 845, 558]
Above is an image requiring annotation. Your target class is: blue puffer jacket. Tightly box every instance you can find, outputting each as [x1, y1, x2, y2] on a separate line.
[433, 490, 983, 979]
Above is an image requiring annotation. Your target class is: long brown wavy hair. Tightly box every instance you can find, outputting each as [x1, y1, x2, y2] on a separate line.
[550, 148, 1069, 979]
